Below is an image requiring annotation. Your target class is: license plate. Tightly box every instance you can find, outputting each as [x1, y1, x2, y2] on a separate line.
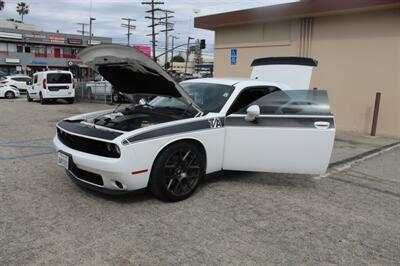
[57, 152, 69, 169]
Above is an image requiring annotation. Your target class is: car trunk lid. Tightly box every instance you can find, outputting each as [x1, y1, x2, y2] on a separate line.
[250, 57, 318, 90]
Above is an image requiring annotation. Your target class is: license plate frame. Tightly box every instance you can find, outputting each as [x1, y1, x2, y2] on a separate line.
[57, 151, 70, 170]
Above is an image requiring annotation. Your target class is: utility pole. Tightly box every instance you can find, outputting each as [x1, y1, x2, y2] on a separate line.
[142, 0, 164, 61]
[88, 17, 96, 46]
[121, 18, 136, 46]
[77, 23, 89, 38]
[170, 35, 179, 70]
[185, 36, 194, 75]
[158, 10, 174, 69]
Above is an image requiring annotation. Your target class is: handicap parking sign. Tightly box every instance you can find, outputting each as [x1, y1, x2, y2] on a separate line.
[231, 48, 237, 65]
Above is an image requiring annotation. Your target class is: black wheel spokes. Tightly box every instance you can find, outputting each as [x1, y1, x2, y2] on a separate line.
[164, 148, 201, 196]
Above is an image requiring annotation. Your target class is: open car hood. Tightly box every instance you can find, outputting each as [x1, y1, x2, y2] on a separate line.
[78, 44, 202, 113]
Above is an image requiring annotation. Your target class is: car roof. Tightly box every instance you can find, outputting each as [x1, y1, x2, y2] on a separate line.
[34, 70, 72, 75]
[6, 74, 31, 78]
[181, 77, 285, 88]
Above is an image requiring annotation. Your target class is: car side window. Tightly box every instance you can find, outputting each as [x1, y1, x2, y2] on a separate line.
[227, 86, 280, 115]
[33, 75, 38, 84]
[247, 90, 332, 116]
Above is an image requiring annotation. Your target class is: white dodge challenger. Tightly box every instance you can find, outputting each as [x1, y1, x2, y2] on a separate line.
[54, 44, 335, 202]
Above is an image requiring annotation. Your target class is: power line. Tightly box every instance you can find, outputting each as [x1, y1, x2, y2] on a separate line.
[121, 17, 136, 46]
[141, 0, 164, 61]
[158, 9, 174, 69]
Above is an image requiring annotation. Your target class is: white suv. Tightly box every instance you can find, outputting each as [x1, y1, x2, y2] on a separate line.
[27, 71, 75, 104]
[0, 75, 32, 94]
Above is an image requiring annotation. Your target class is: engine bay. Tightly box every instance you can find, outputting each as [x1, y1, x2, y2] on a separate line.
[86, 105, 193, 132]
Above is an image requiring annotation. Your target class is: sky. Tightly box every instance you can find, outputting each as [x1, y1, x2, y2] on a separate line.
[0, 0, 296, 57]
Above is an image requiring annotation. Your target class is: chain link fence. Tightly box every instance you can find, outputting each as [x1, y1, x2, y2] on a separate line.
[74, 81, 113, 104]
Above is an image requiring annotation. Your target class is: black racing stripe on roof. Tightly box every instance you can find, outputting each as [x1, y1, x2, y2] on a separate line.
[58, 120, 122, 141]
[251, 57, 318, 67]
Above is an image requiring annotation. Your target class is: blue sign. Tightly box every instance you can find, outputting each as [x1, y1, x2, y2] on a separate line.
[231, 48, 237, 65]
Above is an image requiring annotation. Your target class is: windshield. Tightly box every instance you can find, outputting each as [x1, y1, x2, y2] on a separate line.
[148, 82, 234, 114]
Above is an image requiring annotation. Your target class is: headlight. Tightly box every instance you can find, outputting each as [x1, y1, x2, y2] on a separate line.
[106, 143, 121, 156]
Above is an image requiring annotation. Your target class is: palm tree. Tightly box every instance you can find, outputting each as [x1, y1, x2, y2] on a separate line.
[0, 0, 5, 11]
[16, 2, 29, 22]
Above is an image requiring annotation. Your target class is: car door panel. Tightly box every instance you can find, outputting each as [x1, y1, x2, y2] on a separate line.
[222, 90, 335, 175]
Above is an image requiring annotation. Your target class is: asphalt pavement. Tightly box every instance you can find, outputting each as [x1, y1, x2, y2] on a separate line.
[1, 98, 399, 265]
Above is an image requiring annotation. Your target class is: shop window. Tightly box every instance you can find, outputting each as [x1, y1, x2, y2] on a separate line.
[24, 46, 31, 53]
[17, 45, 23, 53]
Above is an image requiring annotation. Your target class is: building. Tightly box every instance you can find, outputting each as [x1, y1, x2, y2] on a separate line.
[0, 21, 112, 78]
[195, 0, 400, 137]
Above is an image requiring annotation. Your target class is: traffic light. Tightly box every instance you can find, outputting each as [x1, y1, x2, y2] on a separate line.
[200, 39, 206, 49]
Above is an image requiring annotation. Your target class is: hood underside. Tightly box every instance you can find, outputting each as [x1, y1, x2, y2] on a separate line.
[78, 44, 201, 112]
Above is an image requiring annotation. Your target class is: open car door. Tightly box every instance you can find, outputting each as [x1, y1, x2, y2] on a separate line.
[223, 90, 335, 175]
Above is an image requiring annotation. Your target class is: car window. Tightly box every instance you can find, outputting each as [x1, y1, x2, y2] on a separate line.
[47, 73, 72, 84]
[228, 86, 280, 115]
[11, 77, 24, 82]
[239, 90, 332, 116]
[33, 75, 38, 84]
[180, 82, 235, 113]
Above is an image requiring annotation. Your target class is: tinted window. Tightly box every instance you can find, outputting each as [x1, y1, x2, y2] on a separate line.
[33, 75, 38, 84]
[47, 73, 72, 84]
[243, 90, 332, 115]
[228, 86, 279, 114]
[11, 77, 29, 82]
[180, 82, 235, 113]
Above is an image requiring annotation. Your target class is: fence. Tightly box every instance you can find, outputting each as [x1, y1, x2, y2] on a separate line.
[75, 81, 113, 104]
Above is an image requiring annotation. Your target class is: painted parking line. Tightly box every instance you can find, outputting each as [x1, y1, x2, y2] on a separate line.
[0, 137, 55, 161]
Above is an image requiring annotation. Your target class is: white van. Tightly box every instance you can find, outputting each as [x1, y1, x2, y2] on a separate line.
[27, 70, 75, 104]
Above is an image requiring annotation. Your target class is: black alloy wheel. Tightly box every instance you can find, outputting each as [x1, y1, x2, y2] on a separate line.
[150, 142, 205, 202]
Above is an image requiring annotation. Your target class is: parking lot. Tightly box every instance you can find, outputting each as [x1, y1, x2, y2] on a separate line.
[1, 98, 400, 265]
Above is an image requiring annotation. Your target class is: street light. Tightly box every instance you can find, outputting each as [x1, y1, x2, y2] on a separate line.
[89, 17, 96, 46]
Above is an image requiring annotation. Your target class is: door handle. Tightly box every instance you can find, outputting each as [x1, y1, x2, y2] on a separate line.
[314, 121, 330, 129]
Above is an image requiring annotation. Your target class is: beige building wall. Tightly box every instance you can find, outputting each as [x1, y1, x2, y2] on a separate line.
[213, 8, 400, 137]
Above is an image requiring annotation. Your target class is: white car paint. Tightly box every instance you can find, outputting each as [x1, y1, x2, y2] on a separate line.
[27, 70, 75, 102]
[53, 44, 335, 196]
[0, 85, 20, 98]
[0, 75, 31, 93]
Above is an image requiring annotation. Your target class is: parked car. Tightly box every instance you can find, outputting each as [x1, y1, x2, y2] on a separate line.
[0, 85, 20, 99]
[27, 70, 75, 104]
[0, 75, 32, 94]
[54, 44, 335, 202]
[86, 75, 123, 103]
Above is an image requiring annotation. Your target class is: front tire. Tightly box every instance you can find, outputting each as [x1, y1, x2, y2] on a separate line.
[149, 142, 205, 202]
[27, 93, 33, 102]
[67, 98, 74, 104]
[5, 91, 15, 99]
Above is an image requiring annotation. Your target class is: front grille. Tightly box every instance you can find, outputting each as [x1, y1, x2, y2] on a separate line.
[69, 161, 104, 186]
[57, 128, 120, 158]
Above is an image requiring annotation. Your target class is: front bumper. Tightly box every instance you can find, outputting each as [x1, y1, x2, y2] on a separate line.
[53, 135, 150, 193]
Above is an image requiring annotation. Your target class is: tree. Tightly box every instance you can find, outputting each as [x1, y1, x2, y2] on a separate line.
[0, 0, 5, 11]
[16, 2, 29, 22]
[172, 55, 185, 62]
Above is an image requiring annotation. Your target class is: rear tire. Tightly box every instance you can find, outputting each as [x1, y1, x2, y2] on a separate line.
[149, 142, 205, 202]
[5, 91, 15, 99]
[39, 93, 46, 105]
[67, 98, 74, 104]
[112, 91, 121, 103]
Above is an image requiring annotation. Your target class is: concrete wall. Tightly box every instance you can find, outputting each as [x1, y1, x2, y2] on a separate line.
[212, 8, 400, 137]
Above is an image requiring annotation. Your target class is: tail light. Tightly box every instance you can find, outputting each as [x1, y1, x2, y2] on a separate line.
[72, 78, 75, 89]
[43, 78, 46, 90]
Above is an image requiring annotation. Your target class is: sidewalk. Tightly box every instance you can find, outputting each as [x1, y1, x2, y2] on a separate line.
[331, 130, 400, 165]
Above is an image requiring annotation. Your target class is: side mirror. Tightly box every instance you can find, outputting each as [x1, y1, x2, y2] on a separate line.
[245, 105, 260, 122]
